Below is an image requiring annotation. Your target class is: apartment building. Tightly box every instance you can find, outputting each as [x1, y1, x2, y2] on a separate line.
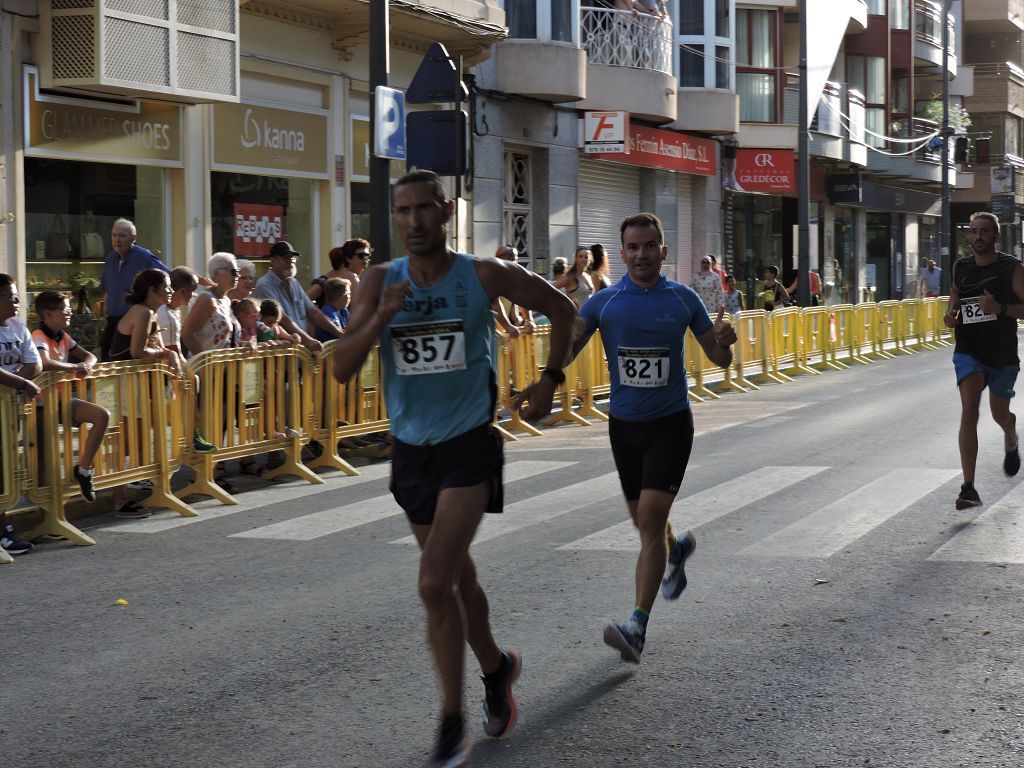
[476, 0, 738, 283]
[731, 0, 972, 304]
[0, 1, 505, 318]
[951, 0, 1024, 260]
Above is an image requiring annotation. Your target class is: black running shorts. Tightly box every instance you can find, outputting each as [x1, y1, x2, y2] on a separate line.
[389, 422, 505, 526]
[608, 409, 695, 501]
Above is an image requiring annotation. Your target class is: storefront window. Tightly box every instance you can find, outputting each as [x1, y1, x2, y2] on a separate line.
[211, 172, 314, 286]
[832, 209, 857, 305]
[24, 157, 166, 336]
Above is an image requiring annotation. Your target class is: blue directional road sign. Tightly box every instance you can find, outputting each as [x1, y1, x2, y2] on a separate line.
[374, 86, 406, 161]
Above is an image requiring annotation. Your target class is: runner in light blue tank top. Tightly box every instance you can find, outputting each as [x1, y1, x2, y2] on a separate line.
[379, 252, 496, 446]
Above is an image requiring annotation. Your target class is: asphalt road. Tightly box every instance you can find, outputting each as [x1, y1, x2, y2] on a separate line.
[6, 342, 1024, 768]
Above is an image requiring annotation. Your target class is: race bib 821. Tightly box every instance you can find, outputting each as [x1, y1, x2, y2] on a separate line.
[617, 346, 670, 387]
[390, 320, 467, 375]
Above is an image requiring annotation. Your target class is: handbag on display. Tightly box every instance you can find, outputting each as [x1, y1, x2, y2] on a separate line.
[80, 231, 105, 260]
[45, 215, 74, 260]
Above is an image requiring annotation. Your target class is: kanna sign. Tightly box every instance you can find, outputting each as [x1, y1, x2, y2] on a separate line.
[593, 124, 715, 176]
[213, 102, 328, 178]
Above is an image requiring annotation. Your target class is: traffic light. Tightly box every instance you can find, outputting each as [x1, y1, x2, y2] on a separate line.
[954, 136, 970, 164]
[975, 137, 991, 165]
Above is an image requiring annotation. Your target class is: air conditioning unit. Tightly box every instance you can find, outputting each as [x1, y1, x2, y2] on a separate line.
[40, 0, 239, 104]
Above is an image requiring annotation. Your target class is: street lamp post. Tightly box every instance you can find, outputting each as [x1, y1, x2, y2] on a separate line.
[940, 0, 951, 289]
[797, 0, 810, 307]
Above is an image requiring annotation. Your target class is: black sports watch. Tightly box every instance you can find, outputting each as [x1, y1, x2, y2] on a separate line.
[541, 368, 566, 385]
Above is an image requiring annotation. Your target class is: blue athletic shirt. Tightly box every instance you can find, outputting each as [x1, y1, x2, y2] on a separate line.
[579, 274, 713, 421]
[379, 252, 496, 445]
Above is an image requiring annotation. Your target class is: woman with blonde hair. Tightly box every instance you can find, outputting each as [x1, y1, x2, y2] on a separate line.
[554, 246, 596, 309]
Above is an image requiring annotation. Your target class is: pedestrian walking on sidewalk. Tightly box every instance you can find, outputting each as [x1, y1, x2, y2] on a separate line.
[332, 169, 577, 767]
[569, 212, 736, 663]
[944, 211, 1024, 510]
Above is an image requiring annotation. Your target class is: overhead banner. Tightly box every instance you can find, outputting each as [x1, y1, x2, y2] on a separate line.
[733, 149, 796, 193]
[592, 124, 715, 176]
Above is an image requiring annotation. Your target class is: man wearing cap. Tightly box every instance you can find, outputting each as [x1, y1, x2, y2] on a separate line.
[253, 241, 345, 352]
[691, 255, 724, 315]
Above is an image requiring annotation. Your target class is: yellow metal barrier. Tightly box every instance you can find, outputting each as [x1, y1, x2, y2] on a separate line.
[24, 361, 195, 544]
[182, 346, 322, 504]
[767, 307, 814, 379]
[924, 297, 954, 347]
[854, 303, 893, 359]
[829, 304, 871, 366]
[308, 341, 390, 470]
[733, 310, 781, 385]
[575, 330, 611, 422]
[0, 388, 25, 564]
[876, 300, 912, 355]
[801, 306, 845, 372]
[496, 332, 542, 437]
[685, 329, 720, 400]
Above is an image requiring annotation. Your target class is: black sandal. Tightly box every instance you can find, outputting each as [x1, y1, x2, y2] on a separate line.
[113, 501, 151, 519]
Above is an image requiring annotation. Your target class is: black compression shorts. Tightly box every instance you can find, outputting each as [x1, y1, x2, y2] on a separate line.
[608, 409, 695, 501]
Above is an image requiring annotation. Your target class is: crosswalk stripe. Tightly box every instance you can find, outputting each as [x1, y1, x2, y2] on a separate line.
[105, 463, 394, 533]
[927, 483, 1024, 563]
[743, 467, 960, 559]
[558, 465, 829, 551]
[232, 460, 576, 541]
[391, 471, 625, 546]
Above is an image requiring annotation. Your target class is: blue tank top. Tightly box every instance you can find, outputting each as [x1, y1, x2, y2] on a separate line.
[579, 274, 713, 421]
[380, 253, 497, 445]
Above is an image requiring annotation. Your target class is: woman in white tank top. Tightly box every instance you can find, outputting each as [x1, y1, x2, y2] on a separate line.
[180, 252, 240, 355]
[554, 247, 596, 309]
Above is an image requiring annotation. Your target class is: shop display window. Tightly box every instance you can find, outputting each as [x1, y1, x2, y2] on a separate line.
[24, 158, 166, 352]
[211, 172, 314, 286]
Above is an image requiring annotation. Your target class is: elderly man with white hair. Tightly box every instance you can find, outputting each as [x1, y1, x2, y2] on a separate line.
[180, 252, 241, 354]
[99, 217, 172, 361]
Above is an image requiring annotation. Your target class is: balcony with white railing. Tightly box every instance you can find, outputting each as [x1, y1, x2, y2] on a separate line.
[496, 3, 586, 101]
[914, 0, 957, 75]
[575, 6, 677, 123]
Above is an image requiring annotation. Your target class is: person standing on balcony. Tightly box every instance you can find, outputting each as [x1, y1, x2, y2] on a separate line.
[944, 211, 1024, 510]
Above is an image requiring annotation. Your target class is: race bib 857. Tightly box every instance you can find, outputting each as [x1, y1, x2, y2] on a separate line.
[391, 320, 467, 375]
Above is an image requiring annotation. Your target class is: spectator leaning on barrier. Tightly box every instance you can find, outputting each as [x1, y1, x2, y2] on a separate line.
[762, 265, 791, 311]
[157, 267, 199, 357]
[724, 274, 745, 315]
[0, 275, 41, 555]
[99, 218, 172, 362]
[31, 291, 110, 504]
[228, 259, 257, 303]
[253, 241, 344, 352]
[314, 278, 352, 343]
[258, 299, 303, 346]
[181, 253, 240, 355]
[107, 268, 189, 518]
[309, 239, 371, 307]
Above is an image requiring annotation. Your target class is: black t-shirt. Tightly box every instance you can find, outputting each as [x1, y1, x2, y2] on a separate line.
[953, 251, 1021, 367]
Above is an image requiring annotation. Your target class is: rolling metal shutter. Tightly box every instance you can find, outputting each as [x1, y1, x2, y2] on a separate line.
[675, 173, 694, 285]
[578, 159, 641, 283]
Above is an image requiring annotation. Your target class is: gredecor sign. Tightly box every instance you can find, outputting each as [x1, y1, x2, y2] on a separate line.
[213, 102, 328, 177]
[733, 149, 795, 193]
[23, 67, 182, 166]
[592, 124, 715, 176]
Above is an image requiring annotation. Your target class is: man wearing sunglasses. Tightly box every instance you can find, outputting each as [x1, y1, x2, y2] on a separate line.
[254, 241, 345, 352]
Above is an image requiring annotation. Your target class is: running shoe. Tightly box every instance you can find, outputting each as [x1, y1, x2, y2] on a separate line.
[1, 524, 33, 555]
[603, 618, 645, 664]
[193, 431, 217, 453]
[431, 712, 470, 768]
[1005, 441, 1020, 477]
[482, 649, 522, 738]
[661, 530, 697, 601]
[73, 465, 96, 503]
[955, 482, 982, 510]
[114, 501, 152, 519]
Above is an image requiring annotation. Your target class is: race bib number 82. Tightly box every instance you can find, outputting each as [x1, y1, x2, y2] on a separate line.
[961, 298, 996, 325]
[391, 320, 467, 375]
[617, 346, 670, 387]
